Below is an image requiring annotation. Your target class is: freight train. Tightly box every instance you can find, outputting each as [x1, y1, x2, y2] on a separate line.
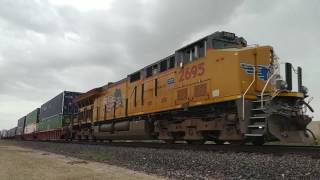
[0, 31, 315, 145]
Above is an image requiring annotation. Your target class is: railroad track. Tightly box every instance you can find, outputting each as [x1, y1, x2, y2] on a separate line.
[29, 140, 320, 158]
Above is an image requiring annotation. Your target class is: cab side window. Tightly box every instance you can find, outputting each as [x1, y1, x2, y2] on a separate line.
[169, 57, 175, 69]
[179, 40, 206, 64]
[160, 60, 167, 72]
[198, 43, 205, 58]
[146, 66, 153, 78]
[130, 72, 140, 83]
[152, 64, 158, 75]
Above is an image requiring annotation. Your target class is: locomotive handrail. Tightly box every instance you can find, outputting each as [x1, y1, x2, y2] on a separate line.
[260, 69, 280, 108]
[242, 66, 256, 121]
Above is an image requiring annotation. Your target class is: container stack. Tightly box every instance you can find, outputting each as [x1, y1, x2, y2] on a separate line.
[37, 91, 81, 132]
[16, 117, 26, 139]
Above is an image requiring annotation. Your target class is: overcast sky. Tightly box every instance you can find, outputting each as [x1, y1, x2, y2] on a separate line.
[0, 0, 319, 129]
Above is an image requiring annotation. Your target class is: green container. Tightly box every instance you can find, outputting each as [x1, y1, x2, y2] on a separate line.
[26, 108, 40, 125]
[37, 114, 73, 132]
[37, 114, 64, 131]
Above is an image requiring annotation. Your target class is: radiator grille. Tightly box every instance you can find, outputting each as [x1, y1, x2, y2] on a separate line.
[177, 88, 188, 101]
[194, 83, 207, 97]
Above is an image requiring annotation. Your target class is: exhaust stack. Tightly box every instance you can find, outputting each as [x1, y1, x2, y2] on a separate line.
[297, 66, 303, 93]
[285, 63, 292, 91]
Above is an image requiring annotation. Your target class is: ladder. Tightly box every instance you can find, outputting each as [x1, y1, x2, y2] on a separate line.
[245, 93, 271, 137]
[242, 61, 279, 138]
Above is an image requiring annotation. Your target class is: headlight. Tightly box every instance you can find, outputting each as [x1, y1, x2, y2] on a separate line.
[276, 80, 287, 90]
[302, 86, 308, 94]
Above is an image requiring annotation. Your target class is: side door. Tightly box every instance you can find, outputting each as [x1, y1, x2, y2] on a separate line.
[127, 71, 142, 115]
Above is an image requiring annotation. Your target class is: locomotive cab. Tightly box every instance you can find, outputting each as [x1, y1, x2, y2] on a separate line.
[172, 31, 314, 145]
[175, 31, 247, 65]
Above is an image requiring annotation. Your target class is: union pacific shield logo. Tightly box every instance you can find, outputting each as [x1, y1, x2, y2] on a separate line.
[240, 63, 269, 81]
[257, 65, 269, 81]
[240, 63, 254, 75]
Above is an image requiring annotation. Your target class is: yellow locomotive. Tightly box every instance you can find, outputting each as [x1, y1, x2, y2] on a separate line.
[73, 31, 313, 145]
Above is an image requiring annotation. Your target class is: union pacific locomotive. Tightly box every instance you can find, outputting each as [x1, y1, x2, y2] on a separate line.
[1, 31, 314, 145]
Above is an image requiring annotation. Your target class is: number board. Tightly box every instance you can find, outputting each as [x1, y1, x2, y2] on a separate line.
[179, 62, 205, 82]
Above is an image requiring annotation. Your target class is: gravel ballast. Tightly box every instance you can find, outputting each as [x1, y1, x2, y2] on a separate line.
[3, 140, 320, 180]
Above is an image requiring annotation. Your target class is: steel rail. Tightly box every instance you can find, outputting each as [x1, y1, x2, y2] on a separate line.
[8, 140, 320, 158]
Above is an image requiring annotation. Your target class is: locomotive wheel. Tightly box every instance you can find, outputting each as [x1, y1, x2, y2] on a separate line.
[88, 134, 95, 142]
[186, 140, 205, 145]
[213, 140, 225, 145]
[164, 139, 175, 144]
[230, 141, 245, 145]
[81, 135, 88, 141]
[252, 137, 265, 146]
[75, 134, 81, 141]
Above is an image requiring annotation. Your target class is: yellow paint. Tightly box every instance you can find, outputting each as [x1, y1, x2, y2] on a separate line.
[78, 45, 278, 123]
[277, 92, 304, 98]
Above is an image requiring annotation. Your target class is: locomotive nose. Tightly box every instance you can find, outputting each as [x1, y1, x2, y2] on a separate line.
[268, 114, 314, 144]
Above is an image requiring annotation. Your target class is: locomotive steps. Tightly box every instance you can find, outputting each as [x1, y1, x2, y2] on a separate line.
[245, 93, 271, 145]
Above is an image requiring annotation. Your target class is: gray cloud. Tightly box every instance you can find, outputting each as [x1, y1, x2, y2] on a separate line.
[1, 0, 319, 129]
[0, 0, 64, 34]
[0, 0, 244, 129]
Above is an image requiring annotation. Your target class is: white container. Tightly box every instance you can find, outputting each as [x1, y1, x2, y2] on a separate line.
[24, 123, 37, 134]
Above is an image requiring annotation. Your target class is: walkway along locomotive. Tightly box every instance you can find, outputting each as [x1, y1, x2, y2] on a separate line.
[1, 31, 315, 145]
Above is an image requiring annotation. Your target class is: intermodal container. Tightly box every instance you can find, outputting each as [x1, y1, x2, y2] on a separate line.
[38, 91, 81, 131]
[26, 108, 40, 125]
[24, 123, 37, 134]
[8, 127, 17, 138]
[40, 91, 81, 121]
[37, 114, 63, 131]
[24, 108, 40, 134]
[0, 130, 6, 139]
[16, 117, 26, 136]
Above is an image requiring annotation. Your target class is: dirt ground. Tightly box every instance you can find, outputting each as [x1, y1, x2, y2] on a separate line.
[308, 121, 320, 140]
[0, 141, 164, 180]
